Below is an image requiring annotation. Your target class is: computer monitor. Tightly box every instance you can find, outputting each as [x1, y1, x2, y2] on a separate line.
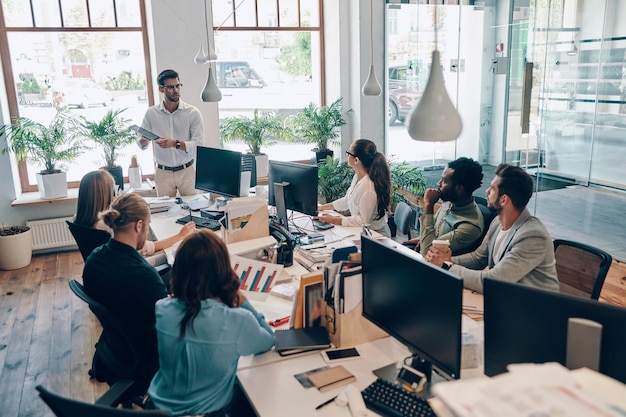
[484, 278, 626, 383]
[195, 146, 242, 198]
[361, 235, 463, 381]
[267, 160, 318, 222]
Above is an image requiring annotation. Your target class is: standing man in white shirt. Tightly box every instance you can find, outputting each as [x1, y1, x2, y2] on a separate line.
[138, 69, 204, 197]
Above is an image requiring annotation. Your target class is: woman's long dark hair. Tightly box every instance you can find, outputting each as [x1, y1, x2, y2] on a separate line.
[352, 139, 391, 220]
[170, 229, 240, 339]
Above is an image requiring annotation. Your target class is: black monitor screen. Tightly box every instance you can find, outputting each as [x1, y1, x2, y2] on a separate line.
[484, 278, 626, 383]
[361, 236, 463, 380]
[267, 160, 318, 217]
[195, 146, 242, 198]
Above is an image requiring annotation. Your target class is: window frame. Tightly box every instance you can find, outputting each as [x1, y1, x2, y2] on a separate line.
[0, 0, 154, 193]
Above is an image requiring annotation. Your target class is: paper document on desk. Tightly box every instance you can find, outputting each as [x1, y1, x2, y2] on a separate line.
[462, 288, 484, 314]
[433, 362, 625, 417]
[224, 197, 266, 232]
[144, 196, 177, 209]
[231, 255, 285, 294]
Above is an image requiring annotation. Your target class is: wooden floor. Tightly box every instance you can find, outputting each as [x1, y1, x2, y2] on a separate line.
[0, 251, 108, 417]
[2, 248, 626, 417]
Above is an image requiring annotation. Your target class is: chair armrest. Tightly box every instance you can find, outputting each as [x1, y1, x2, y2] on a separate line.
[95, 379, 136, 406]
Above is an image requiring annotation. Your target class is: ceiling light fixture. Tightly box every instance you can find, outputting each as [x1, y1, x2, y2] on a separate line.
[406, 0, 462, 142]
[199, 0, 221, 102]
[362, 0, 382, 96]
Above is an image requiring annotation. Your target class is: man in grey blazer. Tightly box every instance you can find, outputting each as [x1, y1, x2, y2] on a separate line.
[425, 163, 559, 294]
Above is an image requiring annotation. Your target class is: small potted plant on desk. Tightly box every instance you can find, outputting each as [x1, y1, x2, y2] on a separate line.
[0, 108, 83, 199]
[286, 97, 352, 164]
[220, 109, 293, 178]
[78, 108, 137, 191]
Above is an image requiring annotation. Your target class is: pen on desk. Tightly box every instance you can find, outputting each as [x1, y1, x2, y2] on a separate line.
[315, 395, 337, 410]
[268, 316, 290, 327]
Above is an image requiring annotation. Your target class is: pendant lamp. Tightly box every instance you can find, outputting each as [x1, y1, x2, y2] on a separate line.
[199, 0, 222, 102]
[406, 2, 462, 142]
[362, 0, 382, 96]
[194, 44, 209, 64]
[201, 65, 222, 102]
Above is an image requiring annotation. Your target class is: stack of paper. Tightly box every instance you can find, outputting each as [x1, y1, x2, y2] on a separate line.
[144, 196, 177, 213]
[274, 327, 331, 356]
[433, 362, 626, 417]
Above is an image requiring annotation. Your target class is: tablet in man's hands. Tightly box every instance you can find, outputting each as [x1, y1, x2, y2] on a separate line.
[129, 124, 159, 141]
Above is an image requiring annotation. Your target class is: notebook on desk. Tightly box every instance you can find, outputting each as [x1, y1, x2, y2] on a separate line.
[274, 327, 331, 356]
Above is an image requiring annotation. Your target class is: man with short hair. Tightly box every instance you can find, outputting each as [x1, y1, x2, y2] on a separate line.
[405, 157, 485, 256]
[425, 163, 559, 294]
[138, 69, 204, 197]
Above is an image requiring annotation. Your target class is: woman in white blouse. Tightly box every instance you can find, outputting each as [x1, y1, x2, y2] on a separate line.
[317, 139, 392, 237]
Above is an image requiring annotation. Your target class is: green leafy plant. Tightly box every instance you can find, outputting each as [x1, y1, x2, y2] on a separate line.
[220, 109, 293, 155]
[78, 108, 137, 169]
[389, 159, 427, 208]
[287, 97, 352, 151]
[0, 109, 83, 174]
[317, 156, 354, 204]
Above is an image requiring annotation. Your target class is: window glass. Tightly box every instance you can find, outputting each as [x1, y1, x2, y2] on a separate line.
[213, 0, 235, 27]
[89, 0, 116, 27]
[8, 31, 151, 183]
[1, 0, 33, 26]
[257, 0, 278, 27]
[279, 0, 299, 27]
[61, 0, 89, 27]
[32, 0, 62, 27]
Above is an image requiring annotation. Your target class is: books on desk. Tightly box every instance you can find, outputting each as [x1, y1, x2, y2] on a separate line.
[307, 365, 356, 392]
[274, 327, 331, 356]
[144, 196, 177, 213]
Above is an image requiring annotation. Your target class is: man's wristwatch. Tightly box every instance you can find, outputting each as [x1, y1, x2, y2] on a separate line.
[441, 261, 452, 271]
[175, 140, 181, 149]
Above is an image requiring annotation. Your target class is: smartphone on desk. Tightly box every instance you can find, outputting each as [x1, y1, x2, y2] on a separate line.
[320, 347, 361, 363]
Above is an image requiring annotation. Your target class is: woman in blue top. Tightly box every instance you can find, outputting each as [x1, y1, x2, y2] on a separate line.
[147, 229, 275, 416]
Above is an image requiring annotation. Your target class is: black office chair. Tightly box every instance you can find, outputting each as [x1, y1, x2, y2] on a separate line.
[467, 196, 498, 253]
[66, 220, 111, 261]
[36, 382, 171, 417]
[553, 239, 612, 300]
[241, 153, 257, 188]
[68, 279, 143, 397]
[393, 201, 417, 241]
[67, 220, 171, 278]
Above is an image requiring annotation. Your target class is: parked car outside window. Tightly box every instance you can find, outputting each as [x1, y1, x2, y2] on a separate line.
[52, 79, 111, 109]
[388, 65, 421, 126]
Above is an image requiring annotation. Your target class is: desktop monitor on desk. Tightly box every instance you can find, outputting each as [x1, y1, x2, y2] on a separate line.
[361, 235, 463, 382]
[267, 160, 318, 227]
[484, 278, 626, 384]
[195, 146, 242, 199]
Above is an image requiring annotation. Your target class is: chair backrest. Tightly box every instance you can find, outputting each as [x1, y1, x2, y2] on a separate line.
[394, 201, 416, 240]
[66, 220, 111, 261]
[241, 153, 257, 187]
[553, 239, 612, 300]
[466, 196, 498, 253]
[36, 385, 171, 417]
[68, 279, 140, 382]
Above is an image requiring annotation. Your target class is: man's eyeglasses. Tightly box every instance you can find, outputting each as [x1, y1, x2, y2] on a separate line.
[345, 150, 357, 158]
[161, 83, 183, 91]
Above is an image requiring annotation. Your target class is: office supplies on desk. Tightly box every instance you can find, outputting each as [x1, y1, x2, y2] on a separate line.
[274, 326, 330, 356]
[306, 365, 356, 392]
[230, 255, 286, 299]
[293, 365, 330, 388]
[176, 214, 221, 231]
[223, 197, 269, 244]
[315, 395, 337, 410]
[361, 378, 437, 417]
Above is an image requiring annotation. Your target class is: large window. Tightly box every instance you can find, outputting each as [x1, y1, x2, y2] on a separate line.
[212, 0, 325, 161]
[0, 0, 152, 192]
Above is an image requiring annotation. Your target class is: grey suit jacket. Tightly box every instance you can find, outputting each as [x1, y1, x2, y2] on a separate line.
[449, 208, 559, 293]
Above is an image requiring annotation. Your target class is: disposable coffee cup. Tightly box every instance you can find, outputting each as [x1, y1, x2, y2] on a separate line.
[432, 239, 450, 252]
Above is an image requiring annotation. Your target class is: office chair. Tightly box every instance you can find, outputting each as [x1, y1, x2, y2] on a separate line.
[553, 239, 612, 300]
[393, 201, 417, 242]
[36, 382, 171, 417]
[68, 279, 142, 394]
[67, 220, 171, 278]
[467, 196, 498, 253]
[66, 220, 111, 261]
[241, 153, 257, 188]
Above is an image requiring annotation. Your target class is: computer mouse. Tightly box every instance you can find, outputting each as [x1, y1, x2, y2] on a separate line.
[175, 197, 183, 204]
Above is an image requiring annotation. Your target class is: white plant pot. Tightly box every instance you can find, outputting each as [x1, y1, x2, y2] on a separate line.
[36, 171, 67, 199]
[0, 227, 32, 270]
[255, 154, 269, 178]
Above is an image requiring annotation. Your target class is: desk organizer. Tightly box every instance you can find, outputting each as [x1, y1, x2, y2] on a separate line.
[322, 301, 387, 348]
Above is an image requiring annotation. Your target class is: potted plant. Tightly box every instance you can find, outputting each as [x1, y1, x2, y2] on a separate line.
[388, 159, 427, 237]
[0, 225, 33, 270]
[78, 108, 137, 190]
[317, 156, 353, 205]
[220, 109, 293, 178]
[0, 109, 83, 199]
[287, 97, 353, 163]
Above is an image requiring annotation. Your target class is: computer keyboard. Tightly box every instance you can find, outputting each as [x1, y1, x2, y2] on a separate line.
[361, 378, 436, 417]
[176, 214, 221, 231]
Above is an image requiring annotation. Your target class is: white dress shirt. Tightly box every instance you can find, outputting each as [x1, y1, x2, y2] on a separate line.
[331, 173, 388, 232]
